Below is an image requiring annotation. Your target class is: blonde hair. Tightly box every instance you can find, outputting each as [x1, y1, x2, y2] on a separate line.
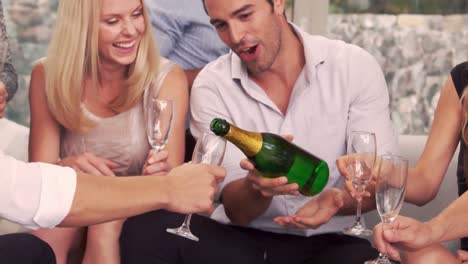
[45, 0, 159, 133]
[461, 86, 468, 184]
[461, 88, 468, 143]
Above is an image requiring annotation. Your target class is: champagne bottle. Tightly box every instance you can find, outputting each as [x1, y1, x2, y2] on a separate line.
[210, 118, 329, 196]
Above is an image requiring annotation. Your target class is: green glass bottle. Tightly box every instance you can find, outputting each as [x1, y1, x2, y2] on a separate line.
[210, 118, 329, 196]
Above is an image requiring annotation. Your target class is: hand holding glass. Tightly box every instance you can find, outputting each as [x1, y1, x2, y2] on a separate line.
[166, 133, 227, 241]
[365, 155, 408, 264]
[343, 131, 376, 237]
[146, 99, 174, 152]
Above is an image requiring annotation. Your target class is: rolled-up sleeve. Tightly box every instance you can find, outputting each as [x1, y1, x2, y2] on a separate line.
[0, 152, 76, 229]
[33, 163, 76, 228]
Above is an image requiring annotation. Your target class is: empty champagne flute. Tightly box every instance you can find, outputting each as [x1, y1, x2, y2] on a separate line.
[166, 132, 227, 241]
[146, 99, 174, 152]
[365, 155, 408, 264]
[343, 131, 376, 237]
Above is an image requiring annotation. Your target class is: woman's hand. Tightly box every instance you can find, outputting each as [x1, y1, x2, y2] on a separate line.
[142, 150, 172, 176]
[373, 215, 435, 261]
[58, 152, 118, 176]
[336, 154, 373, 200]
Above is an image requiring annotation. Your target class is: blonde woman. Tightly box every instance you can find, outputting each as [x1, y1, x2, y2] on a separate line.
[28, 0, 188, 263]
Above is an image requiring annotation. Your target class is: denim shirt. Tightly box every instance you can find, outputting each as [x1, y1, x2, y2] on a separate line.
[145, 0, 228, 70]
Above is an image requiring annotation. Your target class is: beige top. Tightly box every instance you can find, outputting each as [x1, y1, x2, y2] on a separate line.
[60, 58, 176, 176]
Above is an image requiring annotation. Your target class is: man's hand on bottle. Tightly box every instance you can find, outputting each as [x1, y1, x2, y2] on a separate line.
[273, 188, 344, 229]
[240, 159, 300, 197]
[240, 134, 299, 197]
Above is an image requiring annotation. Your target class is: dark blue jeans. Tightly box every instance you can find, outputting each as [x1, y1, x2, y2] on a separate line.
[0, 233, 55, 263]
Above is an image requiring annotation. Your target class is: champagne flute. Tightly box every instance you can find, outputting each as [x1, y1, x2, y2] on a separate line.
[365, 155, 408, 264]
[343, 131, 376, 237]
[146, 99, 174, 152]
[166, 132, 227, 241]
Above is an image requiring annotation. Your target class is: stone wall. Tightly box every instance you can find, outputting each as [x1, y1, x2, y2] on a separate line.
[327, 14, 468, 134]
[3, 2, 468, 134]
[3, 0, 57, 126]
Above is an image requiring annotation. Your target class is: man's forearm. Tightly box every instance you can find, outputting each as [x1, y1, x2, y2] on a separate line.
[222, 178, 272, 226]
[60, 173, 170, 227]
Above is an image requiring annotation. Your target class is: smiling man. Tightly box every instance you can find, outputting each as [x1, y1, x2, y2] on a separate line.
[120, 1, 398, 263]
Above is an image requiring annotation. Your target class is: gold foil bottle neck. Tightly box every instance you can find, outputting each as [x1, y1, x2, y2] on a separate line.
[225, 125, 262, 157]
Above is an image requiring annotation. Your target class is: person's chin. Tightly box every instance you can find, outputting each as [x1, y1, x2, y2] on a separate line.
[113, 55, 137, 66]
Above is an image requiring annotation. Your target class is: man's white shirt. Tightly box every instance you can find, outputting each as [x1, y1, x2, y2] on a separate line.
[0, 151, 76, 229]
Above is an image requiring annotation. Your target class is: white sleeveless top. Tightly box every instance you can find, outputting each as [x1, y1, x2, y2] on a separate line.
[60, 58, 177, 176]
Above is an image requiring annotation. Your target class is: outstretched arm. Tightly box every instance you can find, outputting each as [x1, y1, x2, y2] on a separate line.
[1, 152, 225, 228]
[63, 162, 225, 226]
[405, 77, 461, 205]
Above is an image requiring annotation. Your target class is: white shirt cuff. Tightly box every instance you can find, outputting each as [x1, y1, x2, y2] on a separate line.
[33, 163, 77, 228]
